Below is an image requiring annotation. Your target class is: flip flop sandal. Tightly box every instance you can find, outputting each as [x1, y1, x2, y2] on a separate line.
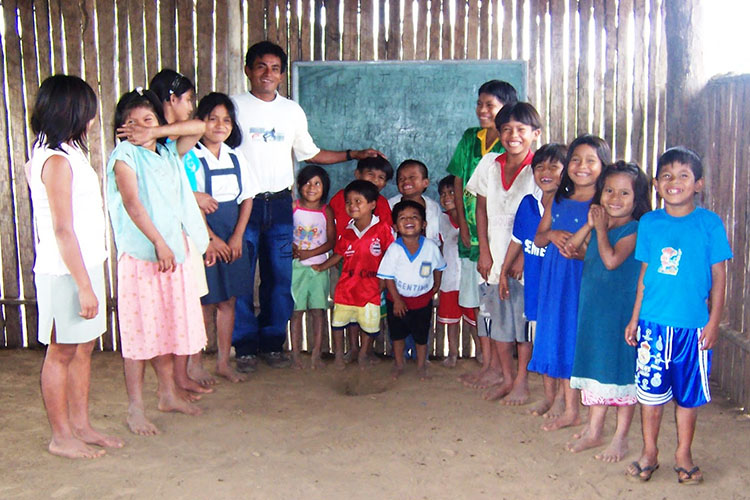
[627, 461, 660, 482]
[674, 466, 704, 485]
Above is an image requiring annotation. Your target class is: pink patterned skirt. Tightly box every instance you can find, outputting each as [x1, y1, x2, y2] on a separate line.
[117, 252, 207, 360]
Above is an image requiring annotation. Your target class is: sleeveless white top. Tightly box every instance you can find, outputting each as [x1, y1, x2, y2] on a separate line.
[29, 140, 107, 275]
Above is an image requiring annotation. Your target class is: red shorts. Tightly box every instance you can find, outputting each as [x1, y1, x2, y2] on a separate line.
[437, 290, 476, 326]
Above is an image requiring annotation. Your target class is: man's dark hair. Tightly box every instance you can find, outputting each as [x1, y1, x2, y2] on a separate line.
[245, 41, 288, 73]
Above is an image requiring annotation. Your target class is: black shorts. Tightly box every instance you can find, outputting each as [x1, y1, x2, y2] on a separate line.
[386, 300, 432, 345]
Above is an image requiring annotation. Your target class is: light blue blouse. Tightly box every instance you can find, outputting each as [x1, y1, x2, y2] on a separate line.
[106, 140, 208, 263]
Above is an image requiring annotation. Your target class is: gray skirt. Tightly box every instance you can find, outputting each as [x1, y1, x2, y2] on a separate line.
[36, 264, 107, 345]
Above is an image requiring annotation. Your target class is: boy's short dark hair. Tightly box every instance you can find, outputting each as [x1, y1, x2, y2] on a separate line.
[478, 80, 518, 107]
[344, 180, 379, 203]
[532, 143, 567, 168]
[245, 41, 288, 73]
[296, 164, 331, 202]
[495, 102, 542, 131]
[392, 199, 426, 224]
[356, 156, 394, 181]
[438, 174, 455, 193]
[656, 146, 703, 181]
[397, 159, 428, 180]
[195, 92, 242, 148]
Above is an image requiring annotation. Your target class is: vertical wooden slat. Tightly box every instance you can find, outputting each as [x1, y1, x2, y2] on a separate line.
[402, 0, 415, 60]
[428, 0, 441, 60]
[275, 1, 289, 97]
[34, 0, 52, 81]
[312, 0, 323, 60]
[538, 0, 548, 140]
[177, 0, 195, 82]
[342, 0, 358, 60]
[325, 0, 340, 61]
[415, 0, 428, 60]
[288, 0, 301, 65]
[454, 0, 466, 60]
[645, 0, 661, 172]
[490, 0, 500, 60]
[215, 0, 229, 91]
[591, 0, 604, 137]
[0, 5, 22, 347]
[196, 0, 214, 97]
[479, 0, 490, 59]
[566, 0, 577, 140]
[614, 0, 631, 158]
[144, 0, 158, 80]
[387, 0, 400, 60]
[18, 1, 39, 113]
[377, 0, 386, 59]
[603, 0, 616, 148]
[360, 0, 374, 60]
[501, 0, 512, 59]
[516, 0, 525, 61]
[441, 0, 451, 59]
[117, 0, 130, 92]
[576, 0, 591, 136]
[267, 0, 278, 44]
[60, 0, 83, 76]
[48, 0, 65, 74]
[630, 0, 647, 165]
[656, 2, 666, 158]
[300, 0, 313, 61]
[549, 0, 565, 142]
[466, 0, 479, 59]
[159, 0, 177, 70]
[740, 81, 750, 333]
[128, 0, 146, 86]
[527, 0, 539, 108]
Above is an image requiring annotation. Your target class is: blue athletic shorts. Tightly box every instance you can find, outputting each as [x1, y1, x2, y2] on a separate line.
[635, 319, 711, 408]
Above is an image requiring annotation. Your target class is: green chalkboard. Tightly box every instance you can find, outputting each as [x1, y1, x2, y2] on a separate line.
[292, 60, 527, 202]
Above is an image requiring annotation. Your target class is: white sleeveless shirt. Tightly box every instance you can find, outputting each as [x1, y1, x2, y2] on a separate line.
[29, 140, 107, 275]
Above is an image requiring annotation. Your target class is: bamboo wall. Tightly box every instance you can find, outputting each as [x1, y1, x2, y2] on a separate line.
[1, 0, 671, 351]
[704, 74, 750, 412]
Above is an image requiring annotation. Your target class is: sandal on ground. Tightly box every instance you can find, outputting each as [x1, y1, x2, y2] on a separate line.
[626, 461, 659, 482]
[674, 466, 704, 485]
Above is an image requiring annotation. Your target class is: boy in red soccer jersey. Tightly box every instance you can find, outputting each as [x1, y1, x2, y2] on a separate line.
[313, 180, 395, 369]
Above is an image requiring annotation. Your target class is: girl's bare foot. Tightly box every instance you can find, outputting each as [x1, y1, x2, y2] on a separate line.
[311, 356, 326, 370]
[542, 396, 565, 419]
[126, 407, 160, 436]
[158, 392, 202, 416]
[542, 411, 582, 431]
[343, 349, 359, 364]
[177, 377, 214, 395]
[502, 381, 531, 406]
[483, 381, 512, 401]
[442, 355, 457, 368]
[528, 399, 552, 416]
[466, 370, 503, 389]
[596, 436, 629, 462]
[391, 364, 405, 380]
[73, 425, 125, 448]
[175, 386, 202, 402]
[416, 366, 430, 380]
[49, 437, 105, 459]
[291, 356, 304, 370]
[334, 356, 346, 371]
[215, 364, 248, 383]
[187, 363, 217, 387]
[458, 369, 482, 384]
[566, 427, 604, 453]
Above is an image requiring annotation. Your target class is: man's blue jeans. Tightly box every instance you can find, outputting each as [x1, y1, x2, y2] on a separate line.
[232, 191, 294, 356]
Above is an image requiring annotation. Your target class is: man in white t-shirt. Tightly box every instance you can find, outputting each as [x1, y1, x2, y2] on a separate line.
[231, 41, 382, 371]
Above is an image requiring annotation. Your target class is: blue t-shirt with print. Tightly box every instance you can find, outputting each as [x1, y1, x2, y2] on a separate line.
[635, 207, 732, 329]
[511, 194, 546, 321]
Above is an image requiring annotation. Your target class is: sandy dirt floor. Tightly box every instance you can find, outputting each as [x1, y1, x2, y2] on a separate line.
[1, 348, 749, 499]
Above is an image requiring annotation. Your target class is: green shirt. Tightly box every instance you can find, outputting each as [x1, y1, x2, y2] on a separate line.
[446, 127, 505, 261]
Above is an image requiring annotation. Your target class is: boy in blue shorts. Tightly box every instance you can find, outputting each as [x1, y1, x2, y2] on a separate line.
[378, 200, 445, 380]
[625, 147, 732, 484]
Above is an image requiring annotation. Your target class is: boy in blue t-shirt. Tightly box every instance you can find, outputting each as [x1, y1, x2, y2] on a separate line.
[498, 144, 565, 408]
[625, 147, 732, 484]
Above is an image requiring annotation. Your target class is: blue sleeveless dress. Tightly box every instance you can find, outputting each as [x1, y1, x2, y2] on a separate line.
[528, 197, 590, 379]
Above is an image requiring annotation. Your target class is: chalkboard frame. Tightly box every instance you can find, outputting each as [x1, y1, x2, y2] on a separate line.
[291, 59, 528, 201]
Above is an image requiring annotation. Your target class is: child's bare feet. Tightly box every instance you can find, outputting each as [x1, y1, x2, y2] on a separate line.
[291, 355, 304, 370]
[310, 355, 326, 370]
[175, 386, 202, 402]
[528, 399, 553, 416]
[475, 350, 484, 365]
[177, 377, 213, 395]
[465, 370, 503, 389]
[542, 411, 582, 431]
[158, 391, 202, 416]
[596, 436, 629, 462]
[187, 362, 216, 387]
[126, 407, 160, 436]
[48, 437, 105, 459]
[483, 381, 512, 401]
[417, 366, 430, 380]
[536, 395, 565, 419]
[215, 363, 248, 383]
[566, 427, 604, 453]
[343, 349, 359, 364]
[73, 425, 125, 448]
[442, 355, 457, 368]
[502, 380, 531, 406]
[458, 369, 482, 384]
[334, 355, 346, 370]
[391, 364, 405, 380]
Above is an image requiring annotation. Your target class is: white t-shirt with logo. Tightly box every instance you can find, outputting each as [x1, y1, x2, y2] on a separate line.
[377, 236, 447, 298]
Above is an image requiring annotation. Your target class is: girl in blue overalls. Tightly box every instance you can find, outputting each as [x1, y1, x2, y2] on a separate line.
[192, 92, 258, 382]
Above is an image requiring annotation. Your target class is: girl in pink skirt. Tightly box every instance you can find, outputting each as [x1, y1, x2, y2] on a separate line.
[106, 88, 208, 435]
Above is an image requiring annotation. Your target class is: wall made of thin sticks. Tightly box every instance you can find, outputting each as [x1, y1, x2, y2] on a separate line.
[1, 0, 669, 353]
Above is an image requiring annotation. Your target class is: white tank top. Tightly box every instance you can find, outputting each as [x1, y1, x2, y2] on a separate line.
[29, 140, 107, 275]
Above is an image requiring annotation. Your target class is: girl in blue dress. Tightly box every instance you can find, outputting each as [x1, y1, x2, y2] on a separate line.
[565, 161, 651, 461]
[528, 134, 611, 432]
